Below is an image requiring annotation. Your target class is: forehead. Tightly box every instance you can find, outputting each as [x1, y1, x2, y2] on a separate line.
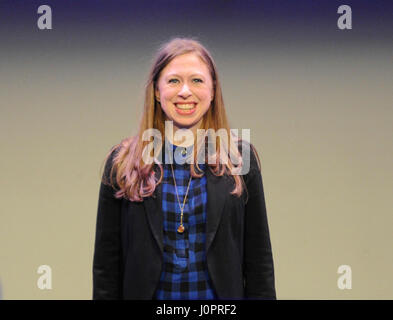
[161, 52, 210, 76]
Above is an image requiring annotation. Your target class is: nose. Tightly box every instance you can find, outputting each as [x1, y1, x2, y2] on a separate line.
[178, 83, 192, 98]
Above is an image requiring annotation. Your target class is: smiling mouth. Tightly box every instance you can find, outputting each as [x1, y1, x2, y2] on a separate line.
[174, 103, 197, 110]
[174, 103, 197, 115]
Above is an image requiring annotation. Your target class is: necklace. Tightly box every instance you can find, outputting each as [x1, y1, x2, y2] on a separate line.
[170, 163, 192, 233]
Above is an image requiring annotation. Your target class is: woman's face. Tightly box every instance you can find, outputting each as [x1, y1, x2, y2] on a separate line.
[155, 52, 214, 135]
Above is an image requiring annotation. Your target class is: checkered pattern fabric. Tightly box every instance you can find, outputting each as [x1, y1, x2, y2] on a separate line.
[154, 144, 217, 300]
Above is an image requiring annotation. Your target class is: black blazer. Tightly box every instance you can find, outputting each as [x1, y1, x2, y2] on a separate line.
[93, 143, 276, 300]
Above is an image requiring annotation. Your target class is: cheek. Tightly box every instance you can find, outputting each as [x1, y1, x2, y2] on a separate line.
[195, 87, 213, 102]
[161, 89, 174, 99]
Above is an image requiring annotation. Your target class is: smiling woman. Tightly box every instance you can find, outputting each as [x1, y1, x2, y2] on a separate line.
[92, 37, 276, 300]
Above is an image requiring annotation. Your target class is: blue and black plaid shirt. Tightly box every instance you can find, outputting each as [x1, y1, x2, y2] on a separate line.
[154, 143, 217, 300]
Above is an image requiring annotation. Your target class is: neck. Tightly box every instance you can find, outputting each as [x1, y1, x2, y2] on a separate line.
[166, 130, 194, 147]
[168, 123, 202, 147]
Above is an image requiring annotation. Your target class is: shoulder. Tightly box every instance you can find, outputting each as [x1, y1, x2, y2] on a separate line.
[235, 140, 266, 202]
[101, 145, 121, 188]
[236, 139, 262, 180]
[102, 136, 135, 186]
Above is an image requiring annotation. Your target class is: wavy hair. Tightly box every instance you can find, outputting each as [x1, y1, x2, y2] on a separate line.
[101, 37, 260, 202]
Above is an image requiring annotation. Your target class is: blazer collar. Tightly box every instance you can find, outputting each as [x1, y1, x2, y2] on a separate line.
[143, 142, 230, 255]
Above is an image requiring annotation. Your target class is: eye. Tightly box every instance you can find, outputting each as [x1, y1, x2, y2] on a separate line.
[192, 78, 203, 83]
[168, 78, 179, 84]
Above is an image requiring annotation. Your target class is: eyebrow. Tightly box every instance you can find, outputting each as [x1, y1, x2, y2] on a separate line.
[165, 73, 206, 79]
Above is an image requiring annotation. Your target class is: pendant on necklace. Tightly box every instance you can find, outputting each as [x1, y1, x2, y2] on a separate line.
[177, 225, 185, 233]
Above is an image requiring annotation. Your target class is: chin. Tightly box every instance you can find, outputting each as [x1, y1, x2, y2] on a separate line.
[175, 122, 196, 129]
[173, 119, 198, 128]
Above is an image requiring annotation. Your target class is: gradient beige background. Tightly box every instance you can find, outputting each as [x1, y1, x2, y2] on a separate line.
[1, 0, 392, 299]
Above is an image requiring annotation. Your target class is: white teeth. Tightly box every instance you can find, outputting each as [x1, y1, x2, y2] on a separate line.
[175, 104, 196, 110]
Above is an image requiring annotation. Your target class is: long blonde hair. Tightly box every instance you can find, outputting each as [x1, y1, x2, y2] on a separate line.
[101, 37, 260, 202]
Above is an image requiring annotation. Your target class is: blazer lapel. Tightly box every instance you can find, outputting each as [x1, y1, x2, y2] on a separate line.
[205, 168, 230, 253]
[143, 164, 164, 254]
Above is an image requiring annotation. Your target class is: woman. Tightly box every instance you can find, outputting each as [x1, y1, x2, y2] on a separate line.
[93, 37, 276, 300]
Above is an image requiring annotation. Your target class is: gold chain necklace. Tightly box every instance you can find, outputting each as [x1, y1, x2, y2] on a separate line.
[170, 163, 192, 233]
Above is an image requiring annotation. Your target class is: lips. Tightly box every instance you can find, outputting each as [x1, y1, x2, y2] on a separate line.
[174, 102, 197, 115]
[174, 103, 197, 110]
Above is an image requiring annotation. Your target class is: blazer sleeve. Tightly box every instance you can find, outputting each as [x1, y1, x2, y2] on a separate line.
[92, 147, 123, 299]
[243, 145, 276, 299]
